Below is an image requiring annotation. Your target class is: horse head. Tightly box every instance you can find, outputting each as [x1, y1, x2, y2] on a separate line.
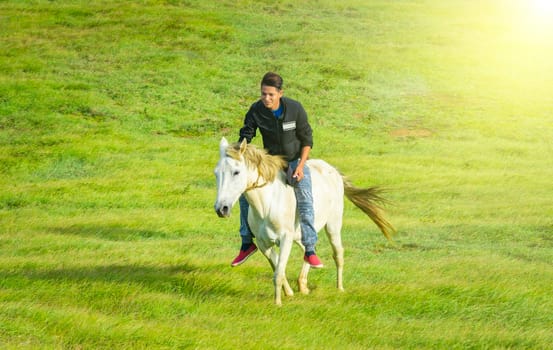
[214, 137, 249, 218]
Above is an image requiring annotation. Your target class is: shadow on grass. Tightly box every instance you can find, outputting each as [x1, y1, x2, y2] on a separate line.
[3, 263, 241, 301]
[47, 224, 176, 241]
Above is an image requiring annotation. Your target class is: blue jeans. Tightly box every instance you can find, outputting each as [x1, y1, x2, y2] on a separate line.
[239, 159, 318, 252]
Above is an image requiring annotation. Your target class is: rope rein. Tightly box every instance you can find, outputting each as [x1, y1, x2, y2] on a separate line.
[245, 168, 269, 192]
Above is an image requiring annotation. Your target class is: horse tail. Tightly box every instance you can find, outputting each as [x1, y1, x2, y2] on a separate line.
[342, 177, 395, 240]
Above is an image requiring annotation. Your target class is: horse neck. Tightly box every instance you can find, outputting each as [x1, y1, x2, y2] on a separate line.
[243, 168, 287, 217]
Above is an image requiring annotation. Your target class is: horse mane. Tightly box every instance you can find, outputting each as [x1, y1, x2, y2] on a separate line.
[226, 142, 288, 182]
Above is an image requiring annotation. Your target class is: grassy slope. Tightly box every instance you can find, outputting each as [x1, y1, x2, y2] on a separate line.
[1, 0, 552, 348]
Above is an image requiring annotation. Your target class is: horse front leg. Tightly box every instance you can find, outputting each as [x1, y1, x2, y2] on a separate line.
[257, 240, 294, 303]
[257, 240, 277, 270]
[274, 234, 294, 306]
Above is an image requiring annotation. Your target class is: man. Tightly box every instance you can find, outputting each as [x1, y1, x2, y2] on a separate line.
[231, 72, 323, 268]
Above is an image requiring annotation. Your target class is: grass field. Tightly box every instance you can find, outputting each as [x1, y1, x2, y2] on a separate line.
[1, 0, 552, 348]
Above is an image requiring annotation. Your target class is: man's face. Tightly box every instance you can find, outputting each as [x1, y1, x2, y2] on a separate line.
[260, 85, 283, 110]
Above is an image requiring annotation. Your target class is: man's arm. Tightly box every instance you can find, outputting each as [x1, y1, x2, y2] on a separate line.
[238, 107, 257, 143]
[293, 145, 311, 182]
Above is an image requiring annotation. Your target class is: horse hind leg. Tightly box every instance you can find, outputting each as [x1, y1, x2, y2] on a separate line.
[298, 260, 311, 295]
[325, 220, 345, 291]
[296, 242, 311, 294]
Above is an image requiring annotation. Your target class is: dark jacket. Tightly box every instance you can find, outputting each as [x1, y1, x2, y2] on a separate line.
[238, 97, 313, 161]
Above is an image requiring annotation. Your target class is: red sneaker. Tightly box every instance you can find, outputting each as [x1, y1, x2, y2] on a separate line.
[231, 244, 258, 267]
[304, 253, 323, 268]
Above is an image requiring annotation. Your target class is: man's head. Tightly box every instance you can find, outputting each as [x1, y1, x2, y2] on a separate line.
[260, 72, 283, 111]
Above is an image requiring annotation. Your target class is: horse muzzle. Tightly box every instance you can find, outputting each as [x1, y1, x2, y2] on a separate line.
[215, 203, 231, 218]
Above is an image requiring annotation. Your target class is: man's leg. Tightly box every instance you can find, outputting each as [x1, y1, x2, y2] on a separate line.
[290, 160, 323, 268]
[231, 194, 257, 266]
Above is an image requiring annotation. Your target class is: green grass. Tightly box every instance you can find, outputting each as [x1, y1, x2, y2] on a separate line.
[1, 0, 552, 348]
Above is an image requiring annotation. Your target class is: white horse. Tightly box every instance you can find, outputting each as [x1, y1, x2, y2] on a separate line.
[214, 137, 394, 305]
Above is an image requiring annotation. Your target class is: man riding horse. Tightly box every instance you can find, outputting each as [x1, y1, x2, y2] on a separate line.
[231, 72, 323, 269]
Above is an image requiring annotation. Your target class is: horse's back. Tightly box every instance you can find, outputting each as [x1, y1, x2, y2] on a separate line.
[307, 159, 343, 189]
[307, 159, 344, 231]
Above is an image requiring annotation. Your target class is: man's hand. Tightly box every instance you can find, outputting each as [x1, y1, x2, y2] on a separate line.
[294, 145, 311, 182]
[293, 166, 304, 182]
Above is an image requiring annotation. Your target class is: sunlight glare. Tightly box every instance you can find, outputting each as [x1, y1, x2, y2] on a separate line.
[528, 0, 553, 23]
[531, 0, 553, 16]
[512, 0, 553, 39]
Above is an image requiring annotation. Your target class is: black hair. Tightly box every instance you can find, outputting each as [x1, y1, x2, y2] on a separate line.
[261, 72, 283, 90]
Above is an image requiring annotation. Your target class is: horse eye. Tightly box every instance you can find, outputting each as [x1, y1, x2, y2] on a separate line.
[233, 171, 240, 176]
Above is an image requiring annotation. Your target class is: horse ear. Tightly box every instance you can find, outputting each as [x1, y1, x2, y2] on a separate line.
[239, 138, 247, 155]
[219, 137, 229, 157]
